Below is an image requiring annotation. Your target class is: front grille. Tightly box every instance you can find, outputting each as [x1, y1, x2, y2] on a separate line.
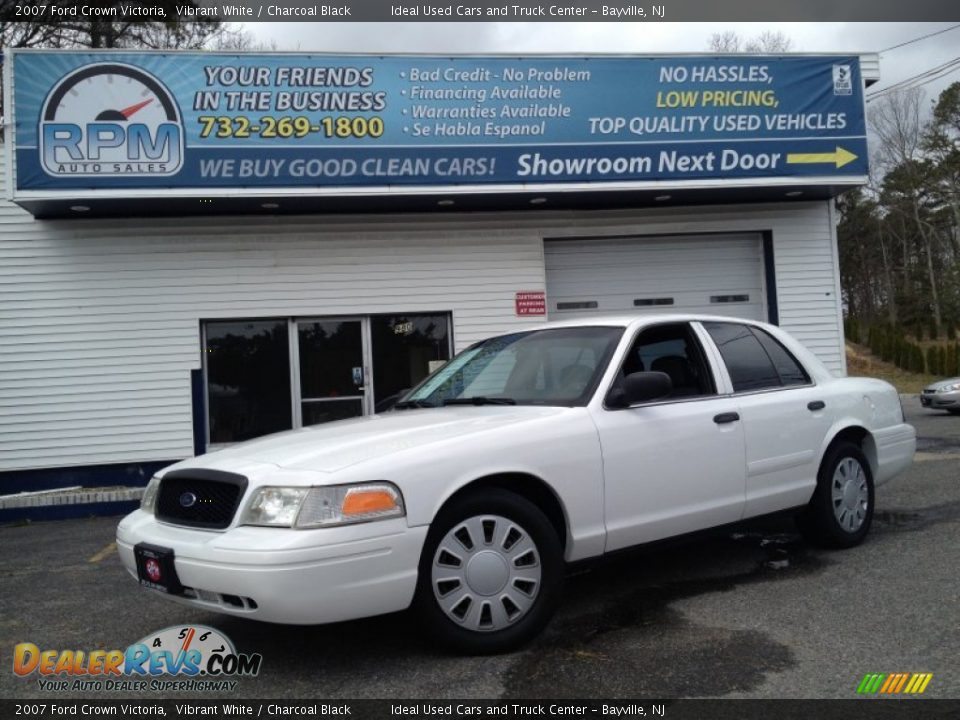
[156, 469, 248, 529]
[923, 389, 936, 394]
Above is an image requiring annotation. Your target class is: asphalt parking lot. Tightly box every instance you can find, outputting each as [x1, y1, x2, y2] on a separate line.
[2, 399, 958, 700]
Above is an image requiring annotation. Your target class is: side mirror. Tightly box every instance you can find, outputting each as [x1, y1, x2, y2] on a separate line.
[375, 389, 410, 413]
[608, 371, 672, 408]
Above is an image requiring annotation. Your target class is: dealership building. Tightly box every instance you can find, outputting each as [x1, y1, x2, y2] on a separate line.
[0, 50, 878, 494]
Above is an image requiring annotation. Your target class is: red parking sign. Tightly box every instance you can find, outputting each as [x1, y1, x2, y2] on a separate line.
[515, 291, 546, 316]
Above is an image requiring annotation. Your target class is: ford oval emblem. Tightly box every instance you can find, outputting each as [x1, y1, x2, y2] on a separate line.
[179, 491, 197, 508]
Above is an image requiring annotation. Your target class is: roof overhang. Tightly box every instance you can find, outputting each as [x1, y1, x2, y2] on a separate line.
[15, 177, 865, 219]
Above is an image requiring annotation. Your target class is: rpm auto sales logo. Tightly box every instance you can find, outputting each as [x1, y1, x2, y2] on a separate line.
[39, 62, 184, 178]
[12, 625, 262, 693]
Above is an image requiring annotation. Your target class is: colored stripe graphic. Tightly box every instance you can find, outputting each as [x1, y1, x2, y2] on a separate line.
[856, 673, 886, 693]
[879, 674, 897, 693]
[857, 673, 932, 694]
[908, 673, 934, 694]
[893, 674, 909, 693]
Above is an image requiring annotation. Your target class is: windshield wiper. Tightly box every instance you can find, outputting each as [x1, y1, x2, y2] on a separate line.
[443, 396, 517, 406]
[393, 399, 436, 409]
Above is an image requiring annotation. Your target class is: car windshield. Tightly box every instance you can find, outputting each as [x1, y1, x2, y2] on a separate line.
[400, 326, 624, 408]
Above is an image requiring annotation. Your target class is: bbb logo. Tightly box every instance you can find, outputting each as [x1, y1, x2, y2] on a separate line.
[39, 62, 184, 178]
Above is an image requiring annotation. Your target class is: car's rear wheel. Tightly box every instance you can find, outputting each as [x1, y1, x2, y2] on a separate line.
[414, 488, 563, 654]
[797, 441, 874, 548]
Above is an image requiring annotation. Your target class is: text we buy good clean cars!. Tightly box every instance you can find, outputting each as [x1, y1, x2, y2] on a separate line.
[117, 314, 916, 653]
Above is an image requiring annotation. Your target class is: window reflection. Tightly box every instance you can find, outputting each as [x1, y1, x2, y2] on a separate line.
[371, 314, 451, 412]
[205, 320, 292, 443]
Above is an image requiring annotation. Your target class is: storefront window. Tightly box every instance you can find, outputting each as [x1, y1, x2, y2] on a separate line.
[202, 314, 452, 445]
[204, 320, 292, 444]
[371, 314, 451, 412]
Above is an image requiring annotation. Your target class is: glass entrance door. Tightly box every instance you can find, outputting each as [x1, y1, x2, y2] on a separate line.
[296, 320, 368, 426]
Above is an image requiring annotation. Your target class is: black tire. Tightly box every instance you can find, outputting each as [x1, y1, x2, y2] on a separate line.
[947, 409, 960, 415]
[797, 441, 874, 549]
[413, 488, 563, 654]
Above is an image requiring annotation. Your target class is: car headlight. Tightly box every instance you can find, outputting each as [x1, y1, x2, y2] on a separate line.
[937, 383, 960, 393]
[239, 483, 405, 528]
[240, 487, 309, 527]
[141, 475, 162, 514]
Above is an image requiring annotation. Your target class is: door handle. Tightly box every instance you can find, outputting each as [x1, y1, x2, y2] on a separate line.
[713, 412, 740, 424]
[807, 401, 826, 411]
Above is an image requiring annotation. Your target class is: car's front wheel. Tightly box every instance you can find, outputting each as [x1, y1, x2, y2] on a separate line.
[414, 488, 563, 654]
[797, 440, 874, 548]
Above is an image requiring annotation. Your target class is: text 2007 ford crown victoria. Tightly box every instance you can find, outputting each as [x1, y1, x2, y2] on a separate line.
[118, 315, 916, 653]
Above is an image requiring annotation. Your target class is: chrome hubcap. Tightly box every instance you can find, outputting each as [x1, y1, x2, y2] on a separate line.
[432, 514, 541, 633]
[831, 457, 869, 533]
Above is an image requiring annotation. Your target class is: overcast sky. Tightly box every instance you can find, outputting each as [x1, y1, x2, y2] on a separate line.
[240, 21, 960, 108]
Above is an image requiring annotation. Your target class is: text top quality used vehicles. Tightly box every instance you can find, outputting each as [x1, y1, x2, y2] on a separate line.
[117, 315, 916, 653]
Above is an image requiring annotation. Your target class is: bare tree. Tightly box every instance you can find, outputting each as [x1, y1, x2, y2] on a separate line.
[870, 88, 926, 174]
[744, 31, 793, 53]
[871, 88, 944, 331]
[209, 25, 280, 52]
[708, 31, 742, 53]
[0, 2, 223, 50]
[708, 30, 794, 53]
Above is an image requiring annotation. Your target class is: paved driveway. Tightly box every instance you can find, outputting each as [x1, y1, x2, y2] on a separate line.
[1, 399, 957, 699]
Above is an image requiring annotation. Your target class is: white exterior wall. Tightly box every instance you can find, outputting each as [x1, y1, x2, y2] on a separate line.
[0, 148, 844, 474]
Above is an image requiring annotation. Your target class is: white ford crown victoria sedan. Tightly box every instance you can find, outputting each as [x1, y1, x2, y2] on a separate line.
[118, 315, 916, 652]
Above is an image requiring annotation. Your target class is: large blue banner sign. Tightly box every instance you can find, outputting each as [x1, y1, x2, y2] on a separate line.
[9, 51, 868, 193]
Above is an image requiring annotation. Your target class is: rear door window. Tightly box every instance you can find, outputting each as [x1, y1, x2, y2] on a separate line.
[702, 322, 781, 392]
[752, 327, 810, 386]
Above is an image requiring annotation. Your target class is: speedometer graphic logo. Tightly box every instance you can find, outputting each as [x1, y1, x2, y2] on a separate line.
[39, 63, 184, 178]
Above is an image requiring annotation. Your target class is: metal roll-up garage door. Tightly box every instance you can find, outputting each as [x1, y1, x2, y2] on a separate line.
[544, 233, 767, 321]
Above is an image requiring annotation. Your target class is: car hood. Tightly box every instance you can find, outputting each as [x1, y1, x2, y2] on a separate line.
[172, 406, 571, 475]
[925, 378, 960, 391]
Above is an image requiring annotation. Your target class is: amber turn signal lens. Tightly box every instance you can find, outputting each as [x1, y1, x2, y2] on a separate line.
[342, 489, 399, 516]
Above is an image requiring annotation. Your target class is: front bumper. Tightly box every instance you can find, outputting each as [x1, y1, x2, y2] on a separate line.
[920, 390, 960, 409]
[116, 510, 428, 624]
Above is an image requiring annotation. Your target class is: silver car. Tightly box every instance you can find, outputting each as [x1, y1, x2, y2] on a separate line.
[920, 378, 960, 413]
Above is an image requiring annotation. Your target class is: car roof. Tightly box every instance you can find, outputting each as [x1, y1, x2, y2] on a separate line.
[530, 313, 771, 330]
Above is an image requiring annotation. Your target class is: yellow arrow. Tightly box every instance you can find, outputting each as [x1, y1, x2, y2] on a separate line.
[786, 146, 858, 169]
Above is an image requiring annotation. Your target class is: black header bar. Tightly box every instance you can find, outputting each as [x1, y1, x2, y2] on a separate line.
[3, 0, 959, 22]
[1, 700, 959, 719]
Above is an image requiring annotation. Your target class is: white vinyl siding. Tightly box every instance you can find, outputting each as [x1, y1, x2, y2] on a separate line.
[0, 146, 844, 473]
[544, 233, 766, 321]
